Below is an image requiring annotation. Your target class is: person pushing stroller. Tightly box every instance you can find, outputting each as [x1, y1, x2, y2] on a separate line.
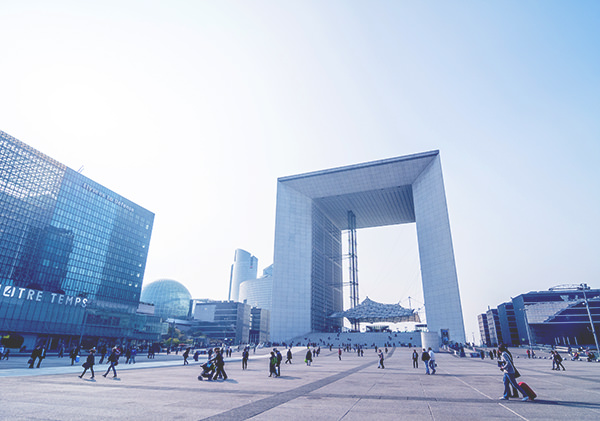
[197, 360, 216, 381]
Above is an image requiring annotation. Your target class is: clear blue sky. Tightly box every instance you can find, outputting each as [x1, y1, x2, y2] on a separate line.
[1, 1, 599, 343]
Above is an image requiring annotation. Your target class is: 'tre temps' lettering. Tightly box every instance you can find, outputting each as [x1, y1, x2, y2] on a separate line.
[0, 285, 88, 308]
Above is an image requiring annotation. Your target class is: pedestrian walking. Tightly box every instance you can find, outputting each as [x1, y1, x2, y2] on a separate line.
[553, 351, 565, 371]
[377, 350, 385, 369]
[130, 347, 137, 364]
[183, 347, 190, 365]
[412, 349, 419, 368]
[99, 345, 107, 364]
[305, 348, 312, 366]
[79, 348, 96, 379]
[103, 347, 120, 378]
[69, 346, 79, 366]
[242, 347, 249, 370]
[428, 347, 436, 374]
[285, 348, 293, 364]
[497, 344, 530, 401]
[275, 348, 282, 376]
[29, 346, 41, 368]
[212, 348, 228, 380]
[338, 347, 342, 360]
[421, 349, 430, 374]
[35, 346, 46, 368]
[269, 351, 278, 377]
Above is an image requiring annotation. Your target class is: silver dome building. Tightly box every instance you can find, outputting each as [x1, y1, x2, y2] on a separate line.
[140, 279, 192, 319]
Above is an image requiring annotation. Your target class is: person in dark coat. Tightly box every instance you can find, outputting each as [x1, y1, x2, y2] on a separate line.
[422, 349, 430, 374]
[102, 347, 120, 378]
[36, 346, 46, 368]
[99, 345, 107, 364]
[412, 349, 419, 368]
[29, 346, 41, 368]
[377, 349, 385, 369]
[79, 348, 96, 379]
[70, 347, 79, 366]
[305, 348, 313, 366]
[269, 351, 277, 377]
[274, 349, 282, 376]
[211, 348, 227, 380]
[242, 347, 249, 370]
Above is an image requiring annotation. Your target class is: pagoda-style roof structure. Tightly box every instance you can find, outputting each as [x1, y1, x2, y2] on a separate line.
[329, 297, 421, 324]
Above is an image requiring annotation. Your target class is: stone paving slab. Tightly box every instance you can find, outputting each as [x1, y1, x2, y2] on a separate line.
[1, 347, 599, 420]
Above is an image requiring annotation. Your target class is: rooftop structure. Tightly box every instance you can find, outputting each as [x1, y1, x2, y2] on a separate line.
[329, 297, 420, 324]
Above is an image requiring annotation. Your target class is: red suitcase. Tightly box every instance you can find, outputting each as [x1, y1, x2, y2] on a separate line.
[519, 382, 537, 400]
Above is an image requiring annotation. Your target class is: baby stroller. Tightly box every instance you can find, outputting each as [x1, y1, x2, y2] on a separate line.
[198, 361, 215, 381]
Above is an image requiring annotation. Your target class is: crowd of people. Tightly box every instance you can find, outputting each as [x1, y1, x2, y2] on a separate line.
[5, 337, 596, 398]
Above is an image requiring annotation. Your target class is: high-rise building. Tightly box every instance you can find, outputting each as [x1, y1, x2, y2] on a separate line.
[239, 264, 273, 311]
[477, 313, 491, 346]
[0, 130, 156, 350]
[190, 299, 251, 344]
[486, 308, 503, 347]
[497, 302, 520, 346]
[228, 249, 257, 302]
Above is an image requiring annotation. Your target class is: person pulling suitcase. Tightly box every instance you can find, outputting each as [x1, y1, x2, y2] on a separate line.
[497, 344, 535, 401]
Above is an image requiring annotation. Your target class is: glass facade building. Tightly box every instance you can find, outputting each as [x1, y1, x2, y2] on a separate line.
[511, 288, 600, 346]
[190, 299, 251, 345]
[497, 302, 519, 346]
[486, 308, 503, 347]
[249, 307, 270, 344]
[477, 313, 491, 346]
[481, 287, 600, 347]
[0, 130, 156, 351]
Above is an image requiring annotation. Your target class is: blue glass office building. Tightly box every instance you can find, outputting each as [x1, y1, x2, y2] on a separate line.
[0, 130, 156, 351]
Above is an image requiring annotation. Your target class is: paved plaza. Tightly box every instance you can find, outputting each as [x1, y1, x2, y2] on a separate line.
[0, 347, 599, 420]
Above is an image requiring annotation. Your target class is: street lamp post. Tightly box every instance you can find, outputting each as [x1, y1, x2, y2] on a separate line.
[78, 307, 88, 348]
[580, 284, 600, 360]
[519, 307, 534, 348]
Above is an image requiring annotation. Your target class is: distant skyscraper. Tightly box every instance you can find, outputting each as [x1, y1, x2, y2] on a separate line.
[228, 249, 257, 302]
[497, 302, 520, 346]
[478, 313, 491, 346]
[486, 308, 503, 347]
[239, 264, 273, 311]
